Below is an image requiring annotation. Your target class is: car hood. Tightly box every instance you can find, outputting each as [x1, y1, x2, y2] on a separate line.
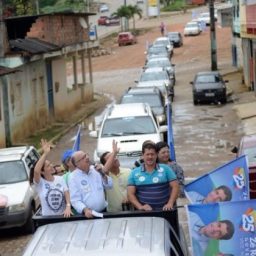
[0, 181, 29, 205]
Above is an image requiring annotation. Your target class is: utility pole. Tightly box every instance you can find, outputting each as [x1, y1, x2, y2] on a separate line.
[209, 0, 217, 71]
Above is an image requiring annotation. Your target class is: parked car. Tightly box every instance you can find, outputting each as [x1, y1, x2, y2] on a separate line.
[120, 87, 167, 124]
[231, 134, 256, 199]
[90, 103, 167, 168]
[190, 71, 228, 105]
[144, 57, 176, 85]
[153, 37, 174, 57]
[0, 146, 40, 233]
[145, 45, 169, 63]
[98, 15, 120, 26]
[167, 32, 183, 47]
[99, 3, 109, 12]
[197, 12, 211, 26]
[97, 16, 108, 25]
[117, 32, 137, 46]
[136, 67, 174, 101]
[24, 211, 189, 256]
[183, 22, 201, 36]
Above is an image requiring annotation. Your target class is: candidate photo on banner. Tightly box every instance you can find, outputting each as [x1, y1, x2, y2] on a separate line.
[185, 155, 249, 204]
[186, 199, 256, 256]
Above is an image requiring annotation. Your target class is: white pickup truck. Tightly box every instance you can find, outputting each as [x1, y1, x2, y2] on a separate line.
[0, 146, 40, 233]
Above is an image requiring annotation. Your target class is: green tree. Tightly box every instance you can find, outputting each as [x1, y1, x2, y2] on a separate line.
[127, 4, 142, 31]
[112, 5, 131, 31]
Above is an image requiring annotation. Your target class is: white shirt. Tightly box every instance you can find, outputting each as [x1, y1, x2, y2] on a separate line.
[187, 191, 205, 204]
[68, 165, 113, 214]
[35, 175, 68, 216]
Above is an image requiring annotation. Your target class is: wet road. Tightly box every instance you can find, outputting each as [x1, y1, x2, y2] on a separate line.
[0, 11, 245, 256]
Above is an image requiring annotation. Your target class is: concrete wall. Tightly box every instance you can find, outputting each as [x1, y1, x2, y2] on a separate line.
[7, 60, 48, 143]
[0, 81, 6, 147]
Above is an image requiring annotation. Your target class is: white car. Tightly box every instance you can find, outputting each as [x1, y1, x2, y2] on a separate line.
[153, 37, 174, 57]
[99, 3, 109, 12]
[136, 67, 173, 100]
[0, 146, 40, 233]
[197, 12, 210, 26]
[90, 103, 167, 168]
[184, 22, 201, 36]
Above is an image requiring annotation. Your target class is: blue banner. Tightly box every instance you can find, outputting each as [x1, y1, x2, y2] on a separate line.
[185, 155, 250, 204]
[167, 102, 176, 161]
[187, 200, 256, 256]
[72, 125, 81, 151]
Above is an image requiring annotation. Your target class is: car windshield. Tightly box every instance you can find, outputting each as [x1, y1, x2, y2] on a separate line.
[154, 40, 169, 47]
[168, 33, 179, 39]
[148, 47, 168, 54]
[186, 23, 198, 28]
[196, 74, 220, 83]
[140, 71, 169, 81]
[146, 59, 171, 68]
[243, 147, 256, 166]
[0, 160, 27, 184]
[101, 116, 157, 137]
[121, 94, 162, 107]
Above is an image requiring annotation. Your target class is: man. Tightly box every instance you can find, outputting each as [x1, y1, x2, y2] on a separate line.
[100, 140, 131, 212]
[189, 211, 234, 255]
[127, 141, 179, 211]
[68, 151, 113, 218]
[187, 185, 232, 204]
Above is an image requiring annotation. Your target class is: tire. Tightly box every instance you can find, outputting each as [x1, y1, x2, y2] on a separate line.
[23, 206, 36, 234]
[193, 97, 198, 105]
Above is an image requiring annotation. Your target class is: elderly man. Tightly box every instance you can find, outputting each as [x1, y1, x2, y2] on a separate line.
[68, 151, 113, 218]
[189, 211, 234, 255]
[128, 141, 179, 211]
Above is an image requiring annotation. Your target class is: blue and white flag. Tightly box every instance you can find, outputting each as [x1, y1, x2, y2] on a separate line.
[185, 155, 250, 204]
[72, 125, 81, 151]
[167, 102, 176, 161]
[186, 199, 256, 256]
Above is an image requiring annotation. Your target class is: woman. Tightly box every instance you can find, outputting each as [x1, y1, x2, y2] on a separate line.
[32, 139, 72, 217]
[156, 141, 185, 197]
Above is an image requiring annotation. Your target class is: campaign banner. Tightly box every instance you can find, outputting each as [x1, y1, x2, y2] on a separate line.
[185, 155, 249, 204]
[186, 200, 256, 256]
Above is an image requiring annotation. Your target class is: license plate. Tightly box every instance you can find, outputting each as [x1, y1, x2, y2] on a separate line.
[205, 92, 214, 97]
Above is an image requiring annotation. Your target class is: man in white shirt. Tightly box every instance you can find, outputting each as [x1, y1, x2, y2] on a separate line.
[68, 151, 113, 218]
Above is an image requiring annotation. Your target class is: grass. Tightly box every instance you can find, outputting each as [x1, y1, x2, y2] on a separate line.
[161, 0, 188, 11]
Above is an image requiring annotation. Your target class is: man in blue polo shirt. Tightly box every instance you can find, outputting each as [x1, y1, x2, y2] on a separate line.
[127, 141, 179, 211]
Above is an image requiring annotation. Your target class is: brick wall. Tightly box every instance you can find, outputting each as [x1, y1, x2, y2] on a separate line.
[26, 15, 89, 46]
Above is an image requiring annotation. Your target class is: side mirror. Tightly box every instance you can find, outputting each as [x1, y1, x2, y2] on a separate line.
[190, 81, 194, 85]
[224, 80, 229, 83]
[172, 64, 176, 67]
[159, 125, 168, 133]
[231, 146, 238, 154]
[134, 80, 138, 83]
[89, 130, 98, 138]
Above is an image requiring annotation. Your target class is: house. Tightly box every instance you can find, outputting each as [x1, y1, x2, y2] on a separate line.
[240, 0, 256, 91]
[0, 12, 99, 147]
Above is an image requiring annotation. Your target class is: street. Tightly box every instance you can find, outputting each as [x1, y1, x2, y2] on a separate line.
[0, 8, 250, 256]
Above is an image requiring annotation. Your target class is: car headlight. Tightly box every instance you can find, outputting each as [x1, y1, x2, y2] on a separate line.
[9, 203, 26, 213]
[157, 115, 166, 123]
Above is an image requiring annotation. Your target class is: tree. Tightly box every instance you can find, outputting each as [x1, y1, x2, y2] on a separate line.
[127, 5, 142, 31]
[112, 5, 131, 31]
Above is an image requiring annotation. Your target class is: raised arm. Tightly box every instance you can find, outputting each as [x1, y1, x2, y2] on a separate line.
[103, 140, 119, 174]
[33, 139, 52, 183]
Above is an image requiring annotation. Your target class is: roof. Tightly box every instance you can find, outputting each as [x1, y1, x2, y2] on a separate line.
[0, 146, 32, 162]
[0, 66, 19, 76]
[9, 38, 60, 54]
[127, 87, 161, 94]
[107, 103, 151, 118]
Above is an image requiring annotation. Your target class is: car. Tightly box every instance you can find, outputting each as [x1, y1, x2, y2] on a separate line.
[183, 22, 201, 36]
[153, 37, 174, 57]
[0, 146, 40, 233]
[24, 211, 189, 256]
[136, 67, 174, 101]
[145, 45, 170, 63]
[90, 103, 167, 168]
[231, 134, 256, 199]
[144, 57, 176, 85]
[167, 32, 183, 47]
[99, 3, 109, 12]
[190, 71, 228, 105]
[117, 32, 137, 46]
[120, 87, 167, 124]
[197, 12, 210, 26]
[98, 15, 120, 26]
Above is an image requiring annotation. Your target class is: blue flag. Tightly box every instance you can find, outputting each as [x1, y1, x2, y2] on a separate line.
[185, 155, 250, 204]
[167, 102, 176, 161]
[73, 125, 81, 151]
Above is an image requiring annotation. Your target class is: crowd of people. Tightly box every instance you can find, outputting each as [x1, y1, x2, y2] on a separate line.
[31, 139, 184, 218]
